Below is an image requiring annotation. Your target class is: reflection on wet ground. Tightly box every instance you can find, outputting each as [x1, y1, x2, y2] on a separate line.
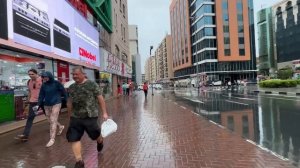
[160, 88, 300, 167]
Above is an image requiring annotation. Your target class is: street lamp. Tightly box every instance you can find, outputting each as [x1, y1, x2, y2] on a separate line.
[150, 46, 154, 96]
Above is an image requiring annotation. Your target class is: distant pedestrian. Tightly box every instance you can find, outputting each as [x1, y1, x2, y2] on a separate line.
[126, 82, 130, 96]
[38, 71, 67, 147]
[129, 82, 134, 96]
[66, 67, 108, 168]
[143, 82, 148, 98]
[122, 83, 127, 95]
[117, 84, 122, 96]
[15, 69, 43, 142]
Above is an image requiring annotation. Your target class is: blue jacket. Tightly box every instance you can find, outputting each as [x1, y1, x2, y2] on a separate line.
[38, 71, 67, 106]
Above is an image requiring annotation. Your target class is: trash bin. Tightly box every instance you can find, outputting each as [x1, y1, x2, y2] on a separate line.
[0, 90, 15, 123]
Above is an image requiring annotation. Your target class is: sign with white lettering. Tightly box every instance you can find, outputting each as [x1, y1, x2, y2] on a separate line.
[6, 0, 100, 67]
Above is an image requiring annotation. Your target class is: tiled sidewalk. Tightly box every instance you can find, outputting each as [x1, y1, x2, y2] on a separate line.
[0, 93, 295, 168]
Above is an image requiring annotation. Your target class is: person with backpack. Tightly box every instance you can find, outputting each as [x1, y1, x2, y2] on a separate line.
[143, 82, 148, 98]
[15, 69, 43, 142]
[38, 71, 67, 147]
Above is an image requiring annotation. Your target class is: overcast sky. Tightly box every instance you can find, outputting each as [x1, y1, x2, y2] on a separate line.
[128, 0, 279, 73]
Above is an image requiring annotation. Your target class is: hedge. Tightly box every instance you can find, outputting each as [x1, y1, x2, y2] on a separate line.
[259, 79, 297, 88]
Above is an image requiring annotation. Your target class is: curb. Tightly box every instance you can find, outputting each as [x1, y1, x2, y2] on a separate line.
[253, 90, 300, 96]
[0, 96, 117, 135]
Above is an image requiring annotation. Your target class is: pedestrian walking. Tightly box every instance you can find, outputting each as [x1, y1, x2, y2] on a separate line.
[15, 69, 43, 141]
[66, 67, 108, 168]
[143, 82, 148, 98]
[38, 71, 67, 147]
[126, 82, 130, 96]
[122, 82, 127, 95]
[117, 84, 122, 97]
[129, 82, 134, 96]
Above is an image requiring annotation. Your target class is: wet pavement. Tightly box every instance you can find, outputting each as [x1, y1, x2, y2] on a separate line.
[0, 91, 296, 168]
[160, 88, 300, 167]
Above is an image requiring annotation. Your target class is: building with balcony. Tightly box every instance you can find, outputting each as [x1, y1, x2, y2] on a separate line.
[154, 35, 173, 82]
[170, 0, 257, 83]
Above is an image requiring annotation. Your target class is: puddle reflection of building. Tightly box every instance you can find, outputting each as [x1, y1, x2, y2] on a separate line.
[221, 109, 255, 140]
[259, 97, 300, 165]
[278, 102, 300, 165]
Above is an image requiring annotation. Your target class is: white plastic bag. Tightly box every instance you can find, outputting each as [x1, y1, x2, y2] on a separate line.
[101, 119, 117, 138]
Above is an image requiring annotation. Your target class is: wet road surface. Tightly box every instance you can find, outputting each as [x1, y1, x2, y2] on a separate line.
[159, 88, 300, 167]
[0, 91, 295, 168]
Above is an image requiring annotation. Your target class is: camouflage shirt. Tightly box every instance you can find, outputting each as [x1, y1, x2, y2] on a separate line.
[68, 80, 102, 118]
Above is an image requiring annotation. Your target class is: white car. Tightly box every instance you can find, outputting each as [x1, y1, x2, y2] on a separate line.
[213, 81, 222, 86]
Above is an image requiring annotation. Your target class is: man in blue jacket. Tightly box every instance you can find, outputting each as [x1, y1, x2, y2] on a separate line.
[38, 71, 67, 147]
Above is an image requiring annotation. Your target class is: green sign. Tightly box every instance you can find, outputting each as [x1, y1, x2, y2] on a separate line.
[85, 0, 113, 33]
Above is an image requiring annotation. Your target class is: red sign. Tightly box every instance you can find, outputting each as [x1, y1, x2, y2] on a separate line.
[57, 61, 69, 84]
[79, 47, 96, 61]
[68, 0, 87, 17]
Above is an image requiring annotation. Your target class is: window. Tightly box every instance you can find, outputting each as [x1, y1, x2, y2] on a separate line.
[224, 49, 231, 56]
[237, 1, 243, 12]
[238, 25, 244, 33]
[223, 25, 229, 33]
[237, 14, 243, 22]
[223, 14, 229, 22]
[222, 0, 228, 10]
[119, 0, 122, 12]
[239, 49, 245, 56]
[238, 37, 244, 44]
[224, 37, 230, 44]
[123, 4, 126, 17]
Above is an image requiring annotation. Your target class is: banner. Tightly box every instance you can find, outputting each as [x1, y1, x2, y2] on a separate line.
[6, 0, 100, 67]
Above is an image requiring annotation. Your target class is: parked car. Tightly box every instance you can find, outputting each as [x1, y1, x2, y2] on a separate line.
[213, 81, 222, 86]
[138, 84, 143, 90]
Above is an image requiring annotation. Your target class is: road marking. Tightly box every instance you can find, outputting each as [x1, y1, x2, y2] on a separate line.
[183, 97, 204, 104]
[180, 106, 186, 109]
[222, 95, 256, 101]
[225, 100, 248, 106]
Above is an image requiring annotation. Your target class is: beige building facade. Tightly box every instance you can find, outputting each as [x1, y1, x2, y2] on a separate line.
[111, 0, 130, 66]
[155, 35, 173, 81]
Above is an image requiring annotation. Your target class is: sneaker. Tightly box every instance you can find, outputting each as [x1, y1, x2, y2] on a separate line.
[15, 135, 28, 142]
[46, 139, 55, 147]
[97, 141, 104, 152]
[57, 125, 65, 136]
[74, 160, 85, 168]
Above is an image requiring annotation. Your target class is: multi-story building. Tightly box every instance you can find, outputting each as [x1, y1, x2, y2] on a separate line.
[129, 25, 142, 84]
[273, 0, 300, 70]
[170, 0, 257, 83]
[257, 7, 276, 75]
[150, 56, 157, 82]
[145, 58, 151, 82]
[170, 0, 192, 78]
[141, 74, 146, 84]
[154, 35, 173, 82]
[111, 0, 130, 66]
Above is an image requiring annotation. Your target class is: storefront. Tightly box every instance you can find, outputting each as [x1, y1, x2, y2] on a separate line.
[0, 0, 101, 123]
[100, 48, 132, 97]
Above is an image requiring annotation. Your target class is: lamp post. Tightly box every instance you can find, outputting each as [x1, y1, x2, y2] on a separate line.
[150, 46, 154, 96]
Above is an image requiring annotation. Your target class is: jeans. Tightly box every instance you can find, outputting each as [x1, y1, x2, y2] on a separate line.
[23, 102, 38, 137]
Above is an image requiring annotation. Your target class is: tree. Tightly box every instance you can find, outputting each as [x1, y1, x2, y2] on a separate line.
[277, 67, 293, 80]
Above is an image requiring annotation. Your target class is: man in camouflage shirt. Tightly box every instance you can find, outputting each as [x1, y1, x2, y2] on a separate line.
[66, 66, 108, 168]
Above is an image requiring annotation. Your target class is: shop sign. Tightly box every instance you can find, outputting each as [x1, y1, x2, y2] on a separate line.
[101, 48, 129, 77]
[6, 0, 100, 67]
[125, 64, 132, 78]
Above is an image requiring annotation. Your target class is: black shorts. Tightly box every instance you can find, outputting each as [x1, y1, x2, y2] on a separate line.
[66, 117, 100, 142]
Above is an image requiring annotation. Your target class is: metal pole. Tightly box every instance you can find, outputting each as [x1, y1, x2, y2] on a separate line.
[150, 46, 154, 96]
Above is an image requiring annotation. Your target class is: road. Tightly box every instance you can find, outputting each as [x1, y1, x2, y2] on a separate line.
[159, 87, 300, 167]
